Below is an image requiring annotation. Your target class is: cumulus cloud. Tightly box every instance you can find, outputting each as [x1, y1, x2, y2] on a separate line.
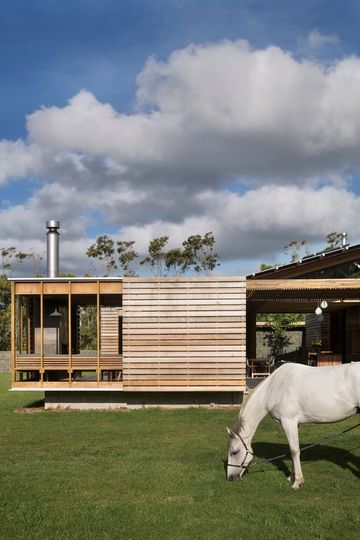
[0, 140, 45, 183]
[2, 39, 360, 274]
[25, 40, 360, 187]
[118, 185, 360, 262]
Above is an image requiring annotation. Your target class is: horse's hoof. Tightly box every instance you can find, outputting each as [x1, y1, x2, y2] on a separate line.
[291, 478, 304, 489]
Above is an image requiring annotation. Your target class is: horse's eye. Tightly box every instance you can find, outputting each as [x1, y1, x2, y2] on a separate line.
[231, 450, 240, 456]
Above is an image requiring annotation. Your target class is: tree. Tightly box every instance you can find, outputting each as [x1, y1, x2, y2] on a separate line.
[165, 248, 187, 276]
[0, 246, 35, 350]
[324, 232, 343, 251]
[182, 232, 220, 275]
[79, 306, 97, 350]
[140, 236, 169, 276]
[86, 235, 117, 276]
[283, 239, 309, 263]
[116, 241, 138, 277]
[260, 263, 274, 271]
[262, 231, 346, 271]
[86, 232, 221, 277]
[0, 276, 11, 350]
[28, 250, 45, 277]
[0, 247, 17, 276]
[262, 314, 298, 359]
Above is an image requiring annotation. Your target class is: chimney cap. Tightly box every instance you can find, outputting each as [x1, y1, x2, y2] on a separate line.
[46, 220, 60, 230]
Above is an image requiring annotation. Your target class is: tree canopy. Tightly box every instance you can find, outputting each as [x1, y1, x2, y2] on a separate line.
[87, 232, 220, 277]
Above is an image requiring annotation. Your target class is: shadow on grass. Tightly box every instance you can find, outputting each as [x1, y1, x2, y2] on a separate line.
[15, 398, 45, 412]
[250, 442, 360, 480]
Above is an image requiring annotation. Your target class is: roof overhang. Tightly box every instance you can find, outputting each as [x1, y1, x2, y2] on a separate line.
[8, 277, 123, 282]
[247, 278, 360, 313]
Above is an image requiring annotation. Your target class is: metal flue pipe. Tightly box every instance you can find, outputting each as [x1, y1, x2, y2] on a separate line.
[46, 220, 60, 277]
[341, 232, 348, 248]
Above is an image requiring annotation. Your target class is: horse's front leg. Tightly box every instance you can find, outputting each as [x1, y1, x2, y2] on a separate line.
[280, 418, 304, 489]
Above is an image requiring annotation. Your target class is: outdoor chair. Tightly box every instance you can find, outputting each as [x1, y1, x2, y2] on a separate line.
[247, 357, 274, 378]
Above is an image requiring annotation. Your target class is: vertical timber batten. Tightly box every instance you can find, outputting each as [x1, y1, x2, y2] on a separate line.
[27, 298, 31, 353]
[11, 282, 15, 383]
[68, 281, 72, 383]
[96, 280, 100, 383]
[40, 281, 44, 383]
[19, 303, 23, 353]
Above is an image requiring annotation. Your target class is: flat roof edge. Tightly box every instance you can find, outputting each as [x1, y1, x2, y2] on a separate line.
[8, 277, 123, 282]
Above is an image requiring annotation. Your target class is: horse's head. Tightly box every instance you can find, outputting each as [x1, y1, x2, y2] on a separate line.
[226, 427, 253, 481]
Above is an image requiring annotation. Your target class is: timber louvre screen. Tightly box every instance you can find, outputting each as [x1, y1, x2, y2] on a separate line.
[122, 277, 246, 391]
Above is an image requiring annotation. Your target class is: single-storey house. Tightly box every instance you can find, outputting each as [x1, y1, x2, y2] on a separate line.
[9, 224, 360, 408]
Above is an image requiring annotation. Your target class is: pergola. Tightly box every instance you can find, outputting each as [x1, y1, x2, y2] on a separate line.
[247, 278, 360, 313]
[246, 244, 360, 363]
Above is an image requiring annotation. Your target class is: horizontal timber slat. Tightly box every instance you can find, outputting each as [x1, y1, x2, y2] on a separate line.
[123, 324, 245, 331]
[123, 341, 245, 348]
[123, 374, 244, 380]
[123, 333, 244, 338]
[124, 345, 245, 352]
[123, 361, 244, 368]
[123, 334, 244, 341]
[124, 304, 245, 312]
[16, 360, 41, 369]
[125, 299, 245, 306]
[123, 380, 245, 386]
[123, 353, 244, 360]
[124, 386, 245, 392]
[123, 311, 246, 318]
[124, 276, 244, 281]
[123, 358, 243, 364]
[125, 293, 246, 300]
[122, 277, 246, 388]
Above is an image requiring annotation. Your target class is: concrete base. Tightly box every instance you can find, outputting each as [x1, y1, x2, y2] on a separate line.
[45, 391, 244, 410]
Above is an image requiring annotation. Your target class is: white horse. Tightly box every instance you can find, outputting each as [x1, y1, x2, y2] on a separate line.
[227, 362, 360, 488]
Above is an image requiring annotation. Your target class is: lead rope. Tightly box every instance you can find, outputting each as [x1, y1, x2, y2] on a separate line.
[251, 421, 360, 468]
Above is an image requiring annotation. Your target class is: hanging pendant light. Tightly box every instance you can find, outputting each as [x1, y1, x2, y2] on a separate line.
[50, 307, 62, 317]
[320, 300, 328, 309]
[315, 306, 322, 316]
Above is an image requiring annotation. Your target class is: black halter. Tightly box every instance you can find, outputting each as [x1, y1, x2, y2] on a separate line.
[227, 432, 254, 469]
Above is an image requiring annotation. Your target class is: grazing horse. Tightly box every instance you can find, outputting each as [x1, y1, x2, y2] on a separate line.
[227, 362, 360, 488]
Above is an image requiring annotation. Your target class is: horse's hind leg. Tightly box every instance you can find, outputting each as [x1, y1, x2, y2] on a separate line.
[280, 418, 304, 489]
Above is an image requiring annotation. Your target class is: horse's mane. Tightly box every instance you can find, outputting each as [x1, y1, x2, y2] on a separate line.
[234, 415, 245, 433]
[234, 373, 273, 433]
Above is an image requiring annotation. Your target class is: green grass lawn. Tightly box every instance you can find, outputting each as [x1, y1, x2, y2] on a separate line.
[0, 374, 359, 540]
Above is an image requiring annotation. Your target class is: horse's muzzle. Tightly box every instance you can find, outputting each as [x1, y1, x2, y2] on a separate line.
[228, 473, 241, 481]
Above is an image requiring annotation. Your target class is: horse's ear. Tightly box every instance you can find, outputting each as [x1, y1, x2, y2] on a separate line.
[226, 427, 237, 438]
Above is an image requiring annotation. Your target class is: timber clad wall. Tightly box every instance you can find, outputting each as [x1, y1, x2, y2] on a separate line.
[100, 307, 121, 354]
[122, 277, 246, 391]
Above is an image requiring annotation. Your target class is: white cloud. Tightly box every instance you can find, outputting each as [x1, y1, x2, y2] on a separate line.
[2, 39, 360, 274]
[23, 41, 360, 188]
[305, 29, 340, 51]
[0, 140, 44, 184]
[119, 185, 360, 264]
[1, 182, 360, 275]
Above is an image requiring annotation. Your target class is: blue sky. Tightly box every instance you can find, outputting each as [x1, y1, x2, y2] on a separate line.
[1, 0, 360, 275]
